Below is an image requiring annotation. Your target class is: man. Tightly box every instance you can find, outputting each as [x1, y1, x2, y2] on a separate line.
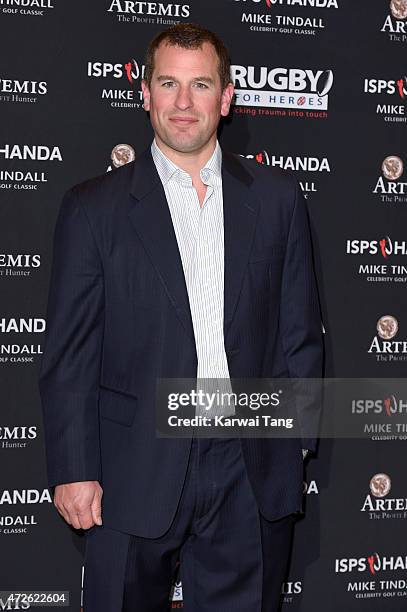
[39, 23, 322, 611]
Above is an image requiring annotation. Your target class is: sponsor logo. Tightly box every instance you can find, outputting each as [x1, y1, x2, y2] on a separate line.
[346, 236, 407, 283]
[352, 395, 407, 417]
[0, 514, 38, 536]
[0, 144, 62, 161]
[364, 76, 406, 99]
[368, 315, 407, 363]
[0, 78, 47, 104]
[0, 318, 45, 333]
[254, 0, 337, 4]
[352, 394, 407, 441]
[382, 155, 403, 180]
[377, 315, 398, 339]
[87, 60, 145, 110]
[0, 425, 37, 450]
[360, 474, 407, 520]
[335, 551, 407, 601]
[281, 580, 302, 604]
[0, 0, 54, 17]
[347, 237, 407, 258]
[0, 253, 41, 278]
[0, 319, 45, 365]
[0, 488, 52, 505]
[107, 143, 136, 172]
[381, 0, 407, 43]
[0, 487, 51, 535]
[336, 552, 407, 574]
[233, 0, 338, 38]
[231, 65, 333, 118]
[373, 156, 407, 204]
[364, 75, 407, 123]
[107, 0, 191, 26]
[0, 344, 43, 364]
[0, 144, 62, 191]
[87, 60, 140, 82]
[240, 149, 330, 198]
[370, 473, 392, 497]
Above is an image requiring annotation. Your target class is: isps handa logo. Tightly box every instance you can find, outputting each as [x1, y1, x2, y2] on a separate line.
[368, 315, 407, 362]
[335, 552, 407, 575]
[240, 149, 331, 198]
[381, 0, 407, 43]
[364, 75, 407, 123]
[231, 65, 333, 119]
[87, 59, 144, 110]
[360, 473, 407, 520]
[335, 551, 407, 600]
[346, 236, 407, 283]
[351, 393, 407, 441]
[0, 143, 63, 192]
[373, 155, 407, 204]
[347, 236, 407, 258]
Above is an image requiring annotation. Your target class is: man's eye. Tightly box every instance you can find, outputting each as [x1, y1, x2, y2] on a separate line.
[195, 82, 208, 89]
[162, 81, 175, 88]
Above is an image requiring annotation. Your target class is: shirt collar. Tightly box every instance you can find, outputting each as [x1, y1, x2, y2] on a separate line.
[151, 138, 222, 187]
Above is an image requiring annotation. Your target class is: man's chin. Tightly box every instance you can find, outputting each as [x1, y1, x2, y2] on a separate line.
[163, 136, 205, 155]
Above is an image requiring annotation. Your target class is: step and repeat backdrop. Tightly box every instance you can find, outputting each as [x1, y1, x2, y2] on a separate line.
[1, 0, 407, 610]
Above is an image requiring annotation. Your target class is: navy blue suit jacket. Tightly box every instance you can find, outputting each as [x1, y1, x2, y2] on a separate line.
[38, 146, 323, 537]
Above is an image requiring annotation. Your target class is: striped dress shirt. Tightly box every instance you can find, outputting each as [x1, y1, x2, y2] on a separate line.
[151, 138, 235, 417]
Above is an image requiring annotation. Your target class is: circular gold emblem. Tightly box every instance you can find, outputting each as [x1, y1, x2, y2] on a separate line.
[390, 0, 407, 20]
[382, 156, 403, 181]
[111, 144, 136, 168]
[370, 473, 391, 498]
[377, 315, 398, 340]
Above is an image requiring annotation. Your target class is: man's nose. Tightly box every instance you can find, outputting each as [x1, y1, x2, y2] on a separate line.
[174, 85, 193, 110]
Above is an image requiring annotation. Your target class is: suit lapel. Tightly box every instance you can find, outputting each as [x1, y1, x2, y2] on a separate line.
[127, 146, 259, 349]
[221, 151, 259, 342]
[127, 148, 195, 343]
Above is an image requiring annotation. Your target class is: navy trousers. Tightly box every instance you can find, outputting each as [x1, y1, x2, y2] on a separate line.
[83, 437, 295, 611]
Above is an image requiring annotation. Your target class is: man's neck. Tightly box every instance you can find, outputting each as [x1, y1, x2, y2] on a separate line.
[153, 136, 217, 177]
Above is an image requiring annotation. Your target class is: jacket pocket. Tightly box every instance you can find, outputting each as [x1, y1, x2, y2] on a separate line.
[99, 385, 137, 427]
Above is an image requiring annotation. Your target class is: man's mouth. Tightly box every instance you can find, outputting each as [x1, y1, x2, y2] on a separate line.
[169, 117, 198, 124]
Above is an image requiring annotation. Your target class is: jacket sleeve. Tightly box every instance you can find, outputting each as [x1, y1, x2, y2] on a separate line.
[38, 187, 104, 488]
[279, 176, 323, 453]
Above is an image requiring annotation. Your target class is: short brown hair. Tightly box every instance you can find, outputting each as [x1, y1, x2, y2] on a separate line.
[143, 23, 232, 91]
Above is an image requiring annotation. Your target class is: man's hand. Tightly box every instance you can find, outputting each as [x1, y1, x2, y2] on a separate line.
[53, 481, 103, 530]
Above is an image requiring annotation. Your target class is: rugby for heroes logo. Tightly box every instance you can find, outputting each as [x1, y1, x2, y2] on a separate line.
[231, 65, 333, 110]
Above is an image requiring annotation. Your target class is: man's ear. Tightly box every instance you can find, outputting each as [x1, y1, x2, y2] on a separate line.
[221, 82, 235, 117]
[141, 79, 150, 111]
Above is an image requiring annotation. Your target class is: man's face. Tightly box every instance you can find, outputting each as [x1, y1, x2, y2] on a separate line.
[141, 41, 234, 155]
